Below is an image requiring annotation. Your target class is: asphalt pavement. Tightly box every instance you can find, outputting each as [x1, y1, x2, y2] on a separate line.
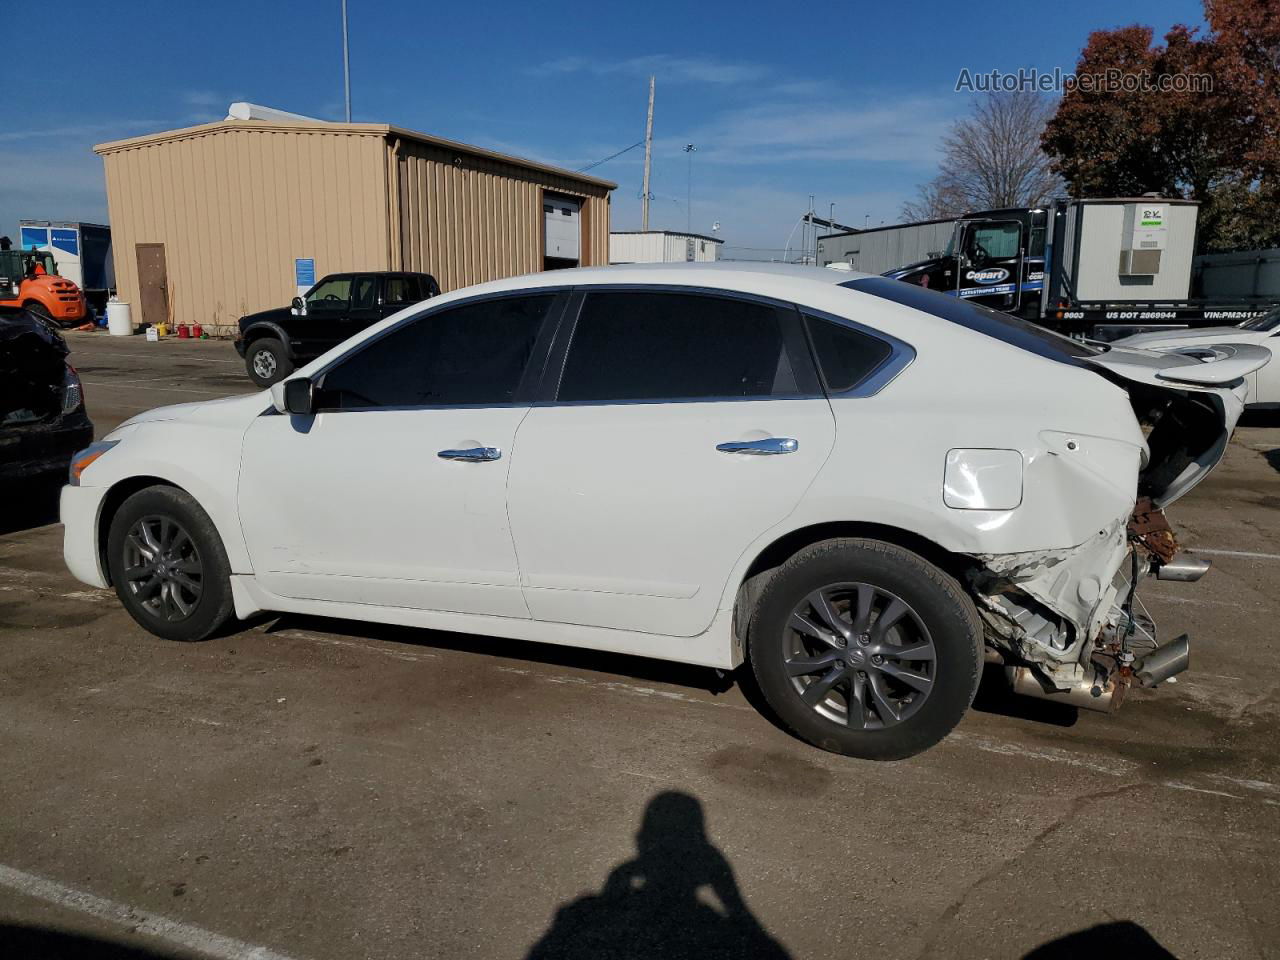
[1, 330, 1278, 959]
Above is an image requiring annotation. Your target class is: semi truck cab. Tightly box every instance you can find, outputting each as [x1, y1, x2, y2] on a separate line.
[884, 208, 1048, 320]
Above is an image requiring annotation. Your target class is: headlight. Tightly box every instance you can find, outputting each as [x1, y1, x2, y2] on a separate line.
[68, 441, 118, 486]
[62, 363, 84, 414]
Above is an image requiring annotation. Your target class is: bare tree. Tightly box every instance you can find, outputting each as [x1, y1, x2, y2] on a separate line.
[902, 91, 1062, 220]
[900, 177, 970, 221]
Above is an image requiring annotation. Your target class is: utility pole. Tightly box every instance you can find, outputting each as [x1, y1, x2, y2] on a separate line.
[684, 143, 697, 233]
[341, 0, 352, 122]
[641, 77, 654, 232]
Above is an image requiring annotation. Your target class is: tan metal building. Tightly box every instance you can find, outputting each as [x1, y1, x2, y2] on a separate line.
[94, 118, 615, 331]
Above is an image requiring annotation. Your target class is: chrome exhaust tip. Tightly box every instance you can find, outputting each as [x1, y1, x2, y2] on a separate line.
[1134, 634, 1190, 688]
[1155, 556, 1211, 582]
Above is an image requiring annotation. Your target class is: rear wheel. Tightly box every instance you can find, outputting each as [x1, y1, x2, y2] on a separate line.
[245, 337, 292, 387]
[106, 486, 235, 642]
[748, 538, 982, 760]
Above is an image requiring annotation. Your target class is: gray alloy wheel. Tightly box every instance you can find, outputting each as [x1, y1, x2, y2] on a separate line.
[121, 514, 205, 622]
[785, 582, 936, 730]
[251, 345, 278, 380]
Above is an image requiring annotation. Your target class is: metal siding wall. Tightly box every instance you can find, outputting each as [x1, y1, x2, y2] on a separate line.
[817, 222, 955, 273]
[1195, 247, 1280, 299]
[393, 140, 611, 291]
[99, 128, 390, 332]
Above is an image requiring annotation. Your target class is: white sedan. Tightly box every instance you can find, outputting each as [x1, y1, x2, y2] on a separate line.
[60, 264, 1270, 759]
[1116, 308, 1280, 408]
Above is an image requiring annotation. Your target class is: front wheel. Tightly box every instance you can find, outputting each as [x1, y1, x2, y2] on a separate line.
[245, 337, 293, 387]
[748, 538, 982, 760]
[106, 485, 235, 642]
[24, 301, 59, 331]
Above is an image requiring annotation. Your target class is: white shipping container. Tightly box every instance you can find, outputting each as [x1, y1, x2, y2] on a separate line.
[610, 231, 721, 264]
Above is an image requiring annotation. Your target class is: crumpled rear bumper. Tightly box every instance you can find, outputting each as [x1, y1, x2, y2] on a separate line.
[969, 508, 1131, 677]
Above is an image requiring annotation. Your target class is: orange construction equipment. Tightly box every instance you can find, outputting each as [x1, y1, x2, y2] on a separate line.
[0, 250, 87, 326]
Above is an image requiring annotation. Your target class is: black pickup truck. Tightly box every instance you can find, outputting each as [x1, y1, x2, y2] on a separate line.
[235, 271, 440, 386]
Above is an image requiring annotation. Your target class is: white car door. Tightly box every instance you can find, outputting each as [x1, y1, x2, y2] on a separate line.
[237, 292, 564, 618]
[506, 289, 839, 639]
[1257, 331, 1280, 404]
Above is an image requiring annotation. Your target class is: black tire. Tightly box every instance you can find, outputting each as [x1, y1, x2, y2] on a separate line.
[244, 337, 292, 387]
[23, 301, 59, 331]
[748, 538, 982, 761]
[106, 485, 235, 642]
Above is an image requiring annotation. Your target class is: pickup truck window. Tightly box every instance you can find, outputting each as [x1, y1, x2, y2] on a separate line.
[383, 276, 420, 306]
[351, 276, 377, 310]
[306, 277, 351, 312]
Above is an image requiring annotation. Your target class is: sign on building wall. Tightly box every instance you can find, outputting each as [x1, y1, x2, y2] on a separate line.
[295, 258, 315, 298]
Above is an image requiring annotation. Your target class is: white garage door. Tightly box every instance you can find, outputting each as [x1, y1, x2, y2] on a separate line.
[544, 196, 581, 262]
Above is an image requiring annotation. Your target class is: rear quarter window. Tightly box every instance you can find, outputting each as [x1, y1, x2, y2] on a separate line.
[842, 276, 1099, 365]
[803, 314, 895, 392]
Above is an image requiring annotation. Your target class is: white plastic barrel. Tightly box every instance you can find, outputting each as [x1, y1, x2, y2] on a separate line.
[106, 300, 133, 336]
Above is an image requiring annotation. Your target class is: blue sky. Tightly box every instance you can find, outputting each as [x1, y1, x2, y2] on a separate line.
[3, 0, 1206, 257]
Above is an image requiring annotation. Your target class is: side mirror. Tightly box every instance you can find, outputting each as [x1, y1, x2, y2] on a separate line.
[291, 297, 306, 315]
[270, 377, 315, 415]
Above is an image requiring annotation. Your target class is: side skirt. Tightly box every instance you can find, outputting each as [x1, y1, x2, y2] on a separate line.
[228, 574, 738, 670]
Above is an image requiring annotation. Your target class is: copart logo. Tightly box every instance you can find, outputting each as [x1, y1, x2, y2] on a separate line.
[966, 268, 1009, 285]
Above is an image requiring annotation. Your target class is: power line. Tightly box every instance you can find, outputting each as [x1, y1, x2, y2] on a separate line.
[578, 140, 645, 172]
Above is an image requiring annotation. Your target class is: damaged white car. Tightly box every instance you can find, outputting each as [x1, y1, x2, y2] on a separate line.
[59, 264, 1271, 759]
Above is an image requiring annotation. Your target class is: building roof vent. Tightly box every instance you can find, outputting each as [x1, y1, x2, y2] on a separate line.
[225, 102, 324, 124]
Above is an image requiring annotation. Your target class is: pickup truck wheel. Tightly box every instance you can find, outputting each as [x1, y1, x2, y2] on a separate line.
[748, 538, 982, 761]
[106, 486, 235, 643]
[245, 338, 292, 387]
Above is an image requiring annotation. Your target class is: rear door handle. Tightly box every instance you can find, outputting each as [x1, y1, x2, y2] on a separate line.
[716, 437, 799, 455]
[438, 447, 502, 462]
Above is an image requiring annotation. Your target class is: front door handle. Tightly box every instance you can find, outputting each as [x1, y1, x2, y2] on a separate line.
[716, 437, 799, 456]
[438, 447, 502, 462]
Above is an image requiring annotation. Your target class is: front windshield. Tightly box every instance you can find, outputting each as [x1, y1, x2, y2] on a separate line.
[1239, 308, 1280, 332]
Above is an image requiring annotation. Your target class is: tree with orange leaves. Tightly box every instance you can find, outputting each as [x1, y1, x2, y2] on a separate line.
[1042, 0, 1280, 251]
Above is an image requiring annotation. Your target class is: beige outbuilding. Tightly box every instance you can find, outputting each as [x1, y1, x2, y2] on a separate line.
[94, 116, 615, 332]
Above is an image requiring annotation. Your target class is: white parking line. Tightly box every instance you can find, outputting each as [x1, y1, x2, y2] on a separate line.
[0, 863, 304, 960]
[77, 351, 240, 364]
[81, 380, 247, 396]
[1190, 548, 1280, 561]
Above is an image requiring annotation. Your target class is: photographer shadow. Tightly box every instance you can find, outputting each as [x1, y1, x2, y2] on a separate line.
[526, 791, 791, 960]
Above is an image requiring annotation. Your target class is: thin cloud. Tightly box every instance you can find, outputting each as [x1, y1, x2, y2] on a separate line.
[662, 97, 954, 167]
[528, 53, 770, 86]
[0, 148, 110, 227]
[0, 120, 163, 144]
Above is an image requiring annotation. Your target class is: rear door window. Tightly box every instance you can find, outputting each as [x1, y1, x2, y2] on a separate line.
[556, 291, 804, 403]
[350, 275, 378, 310]
[383, 276, 421, 306]
[319, 294, 557, 409]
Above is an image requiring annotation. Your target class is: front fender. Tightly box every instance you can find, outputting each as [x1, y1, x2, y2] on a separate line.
[242, 321, 295, 358]
[77, 419, 253, 575]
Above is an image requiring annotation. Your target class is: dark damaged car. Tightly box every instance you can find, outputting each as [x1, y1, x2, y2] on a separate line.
[0, 309, 93, 483]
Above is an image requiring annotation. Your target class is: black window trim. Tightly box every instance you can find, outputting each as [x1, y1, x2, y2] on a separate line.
[797, 306, 917, 399]
[300, 288, 573, 414]
[536, 284, 824, 407]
